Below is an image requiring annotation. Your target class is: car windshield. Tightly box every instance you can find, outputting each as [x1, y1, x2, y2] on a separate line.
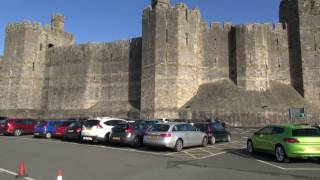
[0, 119, 7, 125]
[149, 124, 170, 132]
[292, 128, 320, 137]
[84, 120, 100, 127]
[59, 121, 75, 127]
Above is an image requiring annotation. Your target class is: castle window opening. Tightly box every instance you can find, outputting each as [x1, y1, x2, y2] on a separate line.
[32, 62, 35, 71]
[166, 29, 168, 43]
[276, 38, 279, 49]
[148, 11, 151, 24]
[185, 32, 189, 45]
[186, 9, 188, 22]
[110, 53, 113, 61]
[314, 35, 317, 51]
[48, 43, 54, 49]
[40, 44, 43, 51]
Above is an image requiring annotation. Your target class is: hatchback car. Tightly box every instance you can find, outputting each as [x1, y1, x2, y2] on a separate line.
[63, 121, 85, 141]
[53, 120, 77, 138]
[193, 121, 231, 144]
[110, 122, 149, 148]
[0, 118, 36, 136]
[81, 117, 127, 143]
[33, 120, 66, 139]
[247, 124, 320, 162]
[144, 123, 208, 152]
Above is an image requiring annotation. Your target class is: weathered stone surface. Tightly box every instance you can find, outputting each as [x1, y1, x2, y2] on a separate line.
[0, 0, 319, 126]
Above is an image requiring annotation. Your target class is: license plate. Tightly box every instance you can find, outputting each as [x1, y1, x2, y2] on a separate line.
[150, 135, 158, 139]
[34, 133, 40, 136]
[308, 147, 320, 151]
[112, 137, 121, 141]
[68, 130, 74, 133]
[83, 137, 93, 141]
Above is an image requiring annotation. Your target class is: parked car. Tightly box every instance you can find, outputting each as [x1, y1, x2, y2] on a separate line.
[53, 120, 77, 138]
[81, 117, 127, 143]
[33, 120, 66, 139]
[110, 122, 149, 148]
[193, 121, 231, 144]
[247, 124, 320, 162]
[63, 121, 85, 141]
[144, 123, 208, 152]
[0, 118, 36, 136]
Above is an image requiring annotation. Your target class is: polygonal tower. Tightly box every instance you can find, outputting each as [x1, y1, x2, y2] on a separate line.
[280, 0, 320, 106]
[51, 13, 65, 31]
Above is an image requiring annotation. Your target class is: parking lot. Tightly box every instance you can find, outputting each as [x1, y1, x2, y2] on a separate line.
[0, 128, 319, 180]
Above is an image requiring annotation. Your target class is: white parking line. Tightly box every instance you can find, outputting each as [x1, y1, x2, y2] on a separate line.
[256, 160, 320, 171]
[0, 168, 36, 180]
[196, 152, 226, 160]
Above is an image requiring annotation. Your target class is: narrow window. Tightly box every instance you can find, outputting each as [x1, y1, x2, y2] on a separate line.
[166, 29, 168, 43]
[314, 35, 317, 51]
[110, 53, 113, 61]
[32, 62, 35, 71]
[186, 9, 188, 22]
[185, 32, 189, 45]
[40, 44, 43, 51]
[276, 38, 279, 50]
[148, 11, 151, 24]
[278, 58, 281, 68]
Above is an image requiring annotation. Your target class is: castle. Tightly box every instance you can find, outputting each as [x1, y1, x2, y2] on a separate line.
[0, 0, 319, 126]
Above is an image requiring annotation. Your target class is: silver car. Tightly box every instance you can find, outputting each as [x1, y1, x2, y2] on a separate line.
[144, 123, 208, 152]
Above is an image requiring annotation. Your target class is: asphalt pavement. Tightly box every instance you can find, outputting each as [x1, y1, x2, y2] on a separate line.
[0, 128, 319, 180]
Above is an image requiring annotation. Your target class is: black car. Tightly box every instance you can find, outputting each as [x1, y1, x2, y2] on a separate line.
[193, 121, 231, 144]
[110, 122, 149, 148]
[63, 121, 85, 141]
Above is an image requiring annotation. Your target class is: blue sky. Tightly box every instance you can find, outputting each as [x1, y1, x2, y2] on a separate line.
[0, 0, 279, 55]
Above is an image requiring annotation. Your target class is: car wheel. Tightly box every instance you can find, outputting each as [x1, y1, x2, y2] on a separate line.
[45, 132, 52, 139]
[275, 145, 288, 162]
[105, 133, 110, 144]
[132, 136, 142, 148]
[13, 129, 22, 136]
[247, 140, 254, 153]
[174, 139, 183, 152]
[209, 136, 216, 144]
[202, 137, 208, 147]
[225, 134, 231, 142]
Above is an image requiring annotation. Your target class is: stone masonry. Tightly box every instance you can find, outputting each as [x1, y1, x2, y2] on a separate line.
[0, 0, 319, 126]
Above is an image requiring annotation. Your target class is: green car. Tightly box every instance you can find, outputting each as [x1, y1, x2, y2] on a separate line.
[247, 124, 320, 162]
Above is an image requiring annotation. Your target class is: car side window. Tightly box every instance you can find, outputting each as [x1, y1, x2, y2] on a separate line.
[272, 127, 284, 134]
[104, 120, 121, 126]
[174, 124, 188, 132]
[186, 124, 194, 131]
[212, 122, 224, 131]
[259, 127, 273, 135]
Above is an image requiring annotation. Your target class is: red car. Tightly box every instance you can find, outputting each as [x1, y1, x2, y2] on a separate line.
[0, 118, 36, 136]
[53, 120, 77, 138]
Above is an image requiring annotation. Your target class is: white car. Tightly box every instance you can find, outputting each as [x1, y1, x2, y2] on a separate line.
[81, 117, 127, 143]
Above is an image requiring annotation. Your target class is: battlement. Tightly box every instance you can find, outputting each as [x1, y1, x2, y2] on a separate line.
[236, 23, 287, 33]
[6, 21, 43, 32]
[201, 22, 233, 31]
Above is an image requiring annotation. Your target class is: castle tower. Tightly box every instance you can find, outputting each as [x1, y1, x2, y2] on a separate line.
[280, 0, 320, 106]
[51, 13, 65, 31]
[151, 0, 170, 8]
[140, 2, 202, 119]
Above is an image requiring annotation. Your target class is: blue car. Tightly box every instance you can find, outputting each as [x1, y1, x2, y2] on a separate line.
[33, 120, 66, 139]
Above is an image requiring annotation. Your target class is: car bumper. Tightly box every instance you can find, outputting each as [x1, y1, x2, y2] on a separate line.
[143, 137, 175, 149]
[285, 144, 320, 158]
[110, 134, 134, 144]
[64, 133, 80, 140]
[33, 132, 47, 137]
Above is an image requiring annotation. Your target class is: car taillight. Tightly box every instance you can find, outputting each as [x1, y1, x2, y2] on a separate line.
[284, 138, 299, 143]
[160, 133, 171, 138]
[76, 128, 81, 133]
[125, 127, 133, 134]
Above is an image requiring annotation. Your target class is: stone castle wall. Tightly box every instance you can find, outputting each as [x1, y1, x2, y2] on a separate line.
[45, 39, 142, 118]
[0, 0, 319, 126]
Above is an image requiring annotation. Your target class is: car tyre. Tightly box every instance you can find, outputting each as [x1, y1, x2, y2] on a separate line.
[13, 129, 22, 136]
[105, 133, 110, 145]
[174, 139, 183, 152]
[132, 136, 142, 148]
[202, 137, 208, 147]
[247, 140, 254, 153]
[275, 145, 289, 163]
[209, 136, 216, 144]
[45, 132, 52, 139]
[225, 134, 231, 142]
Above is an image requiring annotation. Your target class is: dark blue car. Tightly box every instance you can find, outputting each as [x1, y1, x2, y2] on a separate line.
[33, 120, 66, 139]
